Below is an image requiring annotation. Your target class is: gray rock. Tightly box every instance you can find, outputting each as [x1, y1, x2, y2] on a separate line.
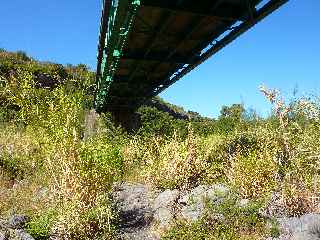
[238, 199, 250, 208]
[301, 213, 320, 233]
[179, 185, 207, 221]
[153, 189, 180, 228]
[179, 184, 229, 205]
[112, 183, 159, 240]
[270, 213, 320, 240]
[266, 236, 291, 240]
[309, 220, 320, 237]
[113, 183, 232, 237]
[154, 208, 172, 225]
[180, 201, 204, 221]
[0, 216, 35, 240]
[277, 216, 301, 234]
[292, 231, 320, 240]
[15, 229, 35, 240]
[154, 190, 179, 209]
[179, 184, 230, 221]
[0, 230, 8, 240]
[9, 215, 29, 229]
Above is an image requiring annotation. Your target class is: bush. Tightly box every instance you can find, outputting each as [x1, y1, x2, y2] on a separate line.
[26, 209, 58, 240]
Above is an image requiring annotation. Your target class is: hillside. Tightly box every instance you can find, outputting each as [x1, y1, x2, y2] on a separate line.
[1, 50, 320, 240]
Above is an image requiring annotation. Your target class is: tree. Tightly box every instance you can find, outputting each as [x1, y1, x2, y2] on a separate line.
[16, 51, 31, 61]
[217, 104, 245, 133]
[219, 104, 244, 121]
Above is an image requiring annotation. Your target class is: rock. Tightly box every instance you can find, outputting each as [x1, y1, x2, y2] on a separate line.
[154, 208, 173, 228]
[270, 213, 320, 240]
[309, 218, 320, 237]
[179, 185, 207, 221]
[0, 230, 8, 240]
[83, 109, 99, 140]
[112, 183, 232, 238]
[9, 215, 29, 229]
[180, 203, 204, 221]
[265, 236, 291, 240]
[179, 184, 230, 221]
[0, 217, 34, 240]
[112, 183, 159, 240]
[154, 190, 179, 209]
[292, 232, 320, 240]
[277, 216, 301, 234]
[15, 229, 35, 240]
[153, 190, 180, 228]
[301, 213, 320, 233]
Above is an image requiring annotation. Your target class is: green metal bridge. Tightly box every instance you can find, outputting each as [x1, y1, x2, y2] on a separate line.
[95, 0, 288, 127]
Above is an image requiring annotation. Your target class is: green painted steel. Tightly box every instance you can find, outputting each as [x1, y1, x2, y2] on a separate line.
[95, 0, 140, 112]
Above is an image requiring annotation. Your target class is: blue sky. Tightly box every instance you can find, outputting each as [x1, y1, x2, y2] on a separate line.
[1, 0, 319, 118]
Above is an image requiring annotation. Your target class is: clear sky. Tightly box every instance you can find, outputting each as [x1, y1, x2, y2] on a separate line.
[1, 0, 319, 118]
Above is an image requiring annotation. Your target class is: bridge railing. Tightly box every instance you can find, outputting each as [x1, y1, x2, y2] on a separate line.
[95, 0, 140, 111]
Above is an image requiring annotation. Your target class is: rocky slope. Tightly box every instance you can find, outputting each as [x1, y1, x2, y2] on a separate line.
[2, 182, 320, 239]
[112, 183, 320, 240]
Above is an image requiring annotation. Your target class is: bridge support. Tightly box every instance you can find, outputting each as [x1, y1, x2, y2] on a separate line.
[111, 109, 140, 131]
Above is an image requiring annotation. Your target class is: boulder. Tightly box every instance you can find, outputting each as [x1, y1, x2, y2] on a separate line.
[179, 184, 229, 221]
[0, 216, 34, 240]
[112, 183, 159, 240]
[15, 229, 35, 240]
[9, 215, 29, 229]
[270, 213, 320, 240]
[0, 231, 8, 240]
[153, 189, 180, 228]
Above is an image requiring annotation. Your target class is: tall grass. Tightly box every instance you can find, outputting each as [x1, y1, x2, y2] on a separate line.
[0, 69, 122, 239]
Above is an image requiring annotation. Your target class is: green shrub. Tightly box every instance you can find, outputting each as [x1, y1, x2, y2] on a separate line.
[26, 209, 58, 240]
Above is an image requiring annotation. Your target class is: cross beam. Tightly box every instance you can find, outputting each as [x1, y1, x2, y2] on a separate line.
[122, 50, 200, 64]
[141, 0, 247, 20]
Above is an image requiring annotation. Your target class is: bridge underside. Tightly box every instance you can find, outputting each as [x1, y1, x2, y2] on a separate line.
[95, 0, 288, 128]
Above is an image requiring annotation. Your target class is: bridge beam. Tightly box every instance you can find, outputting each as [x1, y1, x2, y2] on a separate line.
[141, 0, 247, 21]
[122, 50, 199, 64]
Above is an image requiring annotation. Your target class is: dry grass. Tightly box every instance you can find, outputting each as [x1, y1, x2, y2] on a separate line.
[1, 69, 121, 238]
[124, 127, 211, 189]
